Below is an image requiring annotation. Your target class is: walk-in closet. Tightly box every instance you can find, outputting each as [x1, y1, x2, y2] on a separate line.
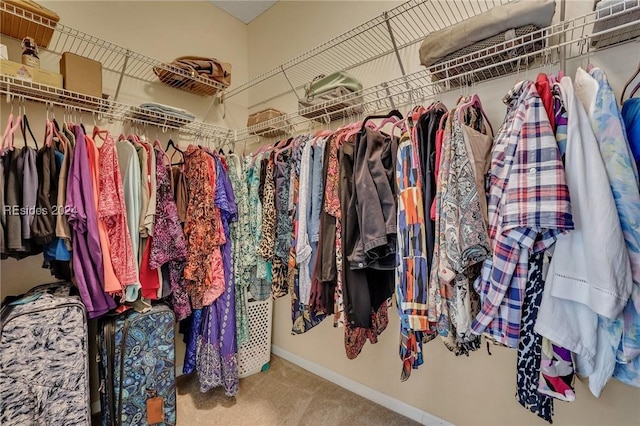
[1, 1, 639, 425]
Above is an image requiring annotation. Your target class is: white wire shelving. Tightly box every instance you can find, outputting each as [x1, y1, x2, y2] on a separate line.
[225, 0, 517, 106]
[0, 1, 228, 99]
[0, 75, 234, 140]
[234, 0, 640, 141]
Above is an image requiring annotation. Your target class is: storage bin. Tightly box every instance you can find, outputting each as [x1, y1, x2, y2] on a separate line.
[247, 108, 288, 137]
[237, 297, 273, 378]
[0, 0, 59, 49]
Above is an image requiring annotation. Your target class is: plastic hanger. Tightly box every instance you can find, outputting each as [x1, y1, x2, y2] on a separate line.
[20, 114, 39, 150]
[44, 120, 55, 148]
[360, 109, 403, 134]
[621, 62, 640, 103]
[1, 114, 22, 155]
[456, 94, 494, 136]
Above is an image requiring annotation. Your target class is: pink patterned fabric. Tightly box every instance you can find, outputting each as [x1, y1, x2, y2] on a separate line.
[97, 133, 138, 291]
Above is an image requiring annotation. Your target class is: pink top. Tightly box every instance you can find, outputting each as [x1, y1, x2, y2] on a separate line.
[97, 132, 138, 291]
[85, 135, 121, 295]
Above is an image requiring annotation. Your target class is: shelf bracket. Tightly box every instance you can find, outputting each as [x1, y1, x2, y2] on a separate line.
[384, 11, 409, 89]
[559, 0, 567, 72]
[280, 65, 300, 100]
[114, 50, 130, 103]
[382, 82, 396, 110]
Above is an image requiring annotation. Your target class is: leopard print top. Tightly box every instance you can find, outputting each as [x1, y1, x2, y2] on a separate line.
[257, 153, 277, 260]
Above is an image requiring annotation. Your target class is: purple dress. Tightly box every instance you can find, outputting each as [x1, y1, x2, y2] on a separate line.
[196, 155, 239, 396]
[66, 126, 115, 318]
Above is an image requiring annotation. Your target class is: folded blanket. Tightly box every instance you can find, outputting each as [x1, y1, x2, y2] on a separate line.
[419, 0, 556, 68]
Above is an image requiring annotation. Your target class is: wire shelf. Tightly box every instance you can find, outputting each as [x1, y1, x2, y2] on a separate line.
[0, 75, 234, 139]
[225, 0, 516, 104]
[0, 1, 228, 98]
[234, 1, 640, 141]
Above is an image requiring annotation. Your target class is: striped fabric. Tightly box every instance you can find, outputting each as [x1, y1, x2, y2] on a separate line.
[471, 81, 573, 348]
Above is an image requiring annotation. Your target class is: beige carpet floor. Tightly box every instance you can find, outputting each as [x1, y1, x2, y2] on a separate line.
[176, 355, 419, 426]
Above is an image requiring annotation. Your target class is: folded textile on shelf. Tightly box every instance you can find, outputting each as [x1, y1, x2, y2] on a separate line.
[130, 102, 196, 127]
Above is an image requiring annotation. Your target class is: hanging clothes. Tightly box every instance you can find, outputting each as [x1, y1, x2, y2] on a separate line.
[471, 81, 573, 349]
[228, 153, 250, 345]
[116, 139, 142, 302]
[183, 145, 225, 309]
[196, 153, 238, 396]
[66, 125, 116, 318]
[97, 132, 139, 296]
[395, 128, 431, 380]
[149, 147, 190, 320]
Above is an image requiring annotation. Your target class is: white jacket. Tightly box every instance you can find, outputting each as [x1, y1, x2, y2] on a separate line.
[535, 76, 631, 381]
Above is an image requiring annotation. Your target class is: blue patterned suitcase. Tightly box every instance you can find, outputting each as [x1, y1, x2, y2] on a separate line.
[0, 281, 91, 425]
[98, 304, 176, 426]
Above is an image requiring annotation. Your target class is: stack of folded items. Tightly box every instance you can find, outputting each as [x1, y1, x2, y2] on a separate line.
[131, 102, 196, 126]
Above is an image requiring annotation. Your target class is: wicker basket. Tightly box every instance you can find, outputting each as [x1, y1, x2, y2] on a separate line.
[430, 25, 545, 87]
[237, 297, 273, 378]
[247, 108, 288, 137]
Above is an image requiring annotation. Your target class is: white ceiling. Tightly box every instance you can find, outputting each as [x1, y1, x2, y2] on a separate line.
[210, 1, 278, 24]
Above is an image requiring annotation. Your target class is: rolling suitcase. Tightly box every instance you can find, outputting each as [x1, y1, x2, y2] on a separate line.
[98, 304, 176, 426]
[0, 281, 91, 425]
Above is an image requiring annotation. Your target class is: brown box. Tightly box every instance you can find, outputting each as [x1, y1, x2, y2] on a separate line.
[0, 59, 62, 88]
[59, 52, 102, 98]
[0, 0, 60, 49]
[247, 108, 288, 137]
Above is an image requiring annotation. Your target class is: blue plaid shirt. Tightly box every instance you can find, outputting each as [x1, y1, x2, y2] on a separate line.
[471, 81, 573, 348]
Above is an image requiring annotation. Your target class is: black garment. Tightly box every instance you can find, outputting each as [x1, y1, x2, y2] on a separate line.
[340, 141, 394, 328]
[348, 128, 398, 270]
[417, 109, 444, 275]
[316, 137, 336, 313]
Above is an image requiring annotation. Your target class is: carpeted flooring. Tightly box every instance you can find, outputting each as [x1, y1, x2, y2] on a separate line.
[176, 355, 419, 425]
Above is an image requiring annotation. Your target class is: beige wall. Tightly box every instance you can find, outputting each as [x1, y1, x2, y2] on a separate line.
[250, 2, 640, 426]
[2, 1, 640, 425]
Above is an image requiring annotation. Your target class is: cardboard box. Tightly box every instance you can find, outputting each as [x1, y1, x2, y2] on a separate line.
[0, 59, 62, 88]
[59, 52, 102, 98]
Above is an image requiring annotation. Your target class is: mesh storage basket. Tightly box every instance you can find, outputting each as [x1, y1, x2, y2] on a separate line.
[430, 24, 546, 87]
[238, 297, 273, 378]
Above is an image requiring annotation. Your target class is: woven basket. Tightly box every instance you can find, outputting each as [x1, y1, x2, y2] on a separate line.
[247, 108, 288, 137]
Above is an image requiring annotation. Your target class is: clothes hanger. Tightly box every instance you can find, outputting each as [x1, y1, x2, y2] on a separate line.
[1, 109, 22, 155]
[456, 94, 494, 136]
[621, 62, 640, 103]
[360, 109, 403, 134]
[44, 120, 55, 148]
[20, 108, 39, 150]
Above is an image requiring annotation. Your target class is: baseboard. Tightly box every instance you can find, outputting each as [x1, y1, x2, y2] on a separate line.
[271, 345, 453, 426]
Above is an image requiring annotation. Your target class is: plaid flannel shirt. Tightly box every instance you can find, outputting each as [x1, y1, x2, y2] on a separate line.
[471, 81, 573, 348]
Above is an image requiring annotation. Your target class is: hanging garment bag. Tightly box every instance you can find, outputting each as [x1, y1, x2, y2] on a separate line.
[98, 303, 176, 426]
[0, 281, 91, 426]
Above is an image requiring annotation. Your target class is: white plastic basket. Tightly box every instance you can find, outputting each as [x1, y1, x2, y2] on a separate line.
[238, 297, 273, 378]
